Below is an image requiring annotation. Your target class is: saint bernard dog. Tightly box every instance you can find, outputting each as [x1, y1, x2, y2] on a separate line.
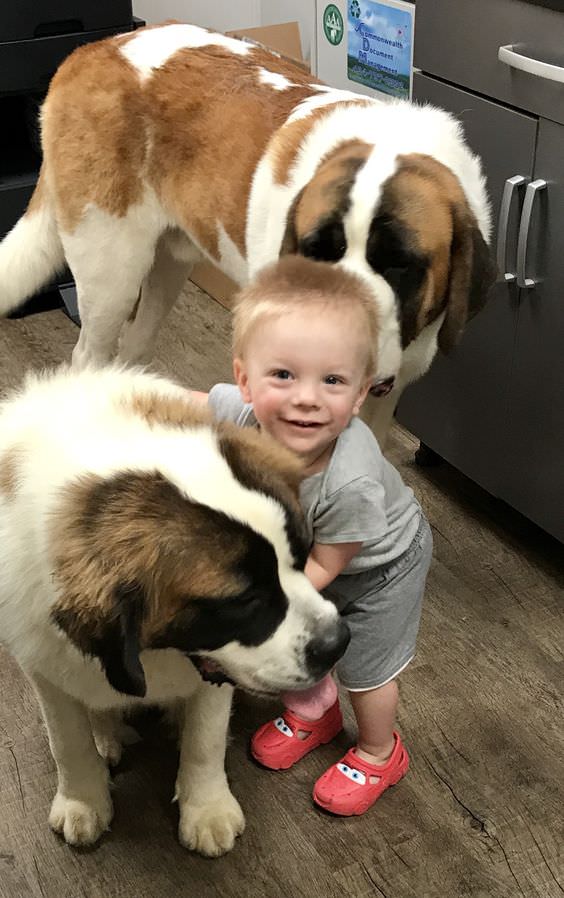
[0, 22, 496, 443]
[0, 365, 349, 855]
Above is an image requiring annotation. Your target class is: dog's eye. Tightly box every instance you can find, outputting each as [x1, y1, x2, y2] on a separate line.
[299, 220, 347, 262]
[238, 589, 263, 608]
[383, 266, 409, 292]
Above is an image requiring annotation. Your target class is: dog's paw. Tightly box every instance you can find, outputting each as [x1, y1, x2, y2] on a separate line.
[93, 722, 140, 767]
[90, 708, 140, 767]
[49, 790, 113, 846]
[178, 792, 245, 857]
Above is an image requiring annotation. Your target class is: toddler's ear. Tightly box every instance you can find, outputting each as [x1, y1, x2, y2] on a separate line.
[352, 379, 372, 416]
[233, 358, 252, 403]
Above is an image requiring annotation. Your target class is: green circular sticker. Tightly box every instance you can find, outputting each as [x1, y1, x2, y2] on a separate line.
[323, 4, 344, 46]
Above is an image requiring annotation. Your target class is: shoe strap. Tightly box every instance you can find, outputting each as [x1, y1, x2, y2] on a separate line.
[341, 732, 404, 775]
[281, 700, 340, 734]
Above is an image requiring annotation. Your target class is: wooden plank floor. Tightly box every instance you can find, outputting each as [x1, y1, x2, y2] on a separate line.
[1, 288, 563, 898]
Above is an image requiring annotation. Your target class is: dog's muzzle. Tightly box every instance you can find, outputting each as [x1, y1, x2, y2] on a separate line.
[305, 619, 350, 681]
[188, 654, 235, 687]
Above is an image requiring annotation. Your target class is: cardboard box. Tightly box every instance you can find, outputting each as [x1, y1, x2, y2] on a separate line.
[226, 22, 308, 72]
[189, 22, 307, 310]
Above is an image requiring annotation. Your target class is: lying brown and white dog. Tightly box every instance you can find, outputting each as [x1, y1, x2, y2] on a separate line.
[0, 22, 496, 442]
[0, 365, 348, 855]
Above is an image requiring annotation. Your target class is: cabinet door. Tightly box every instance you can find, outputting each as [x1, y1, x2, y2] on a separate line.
[500, 118, 564, 541]
[396, 74, 537, 496]
[413, 0, 564, 125]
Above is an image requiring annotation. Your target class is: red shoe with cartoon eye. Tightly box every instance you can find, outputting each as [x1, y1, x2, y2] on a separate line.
[313, 732, 409, 815]
[250, 700, 343, 770]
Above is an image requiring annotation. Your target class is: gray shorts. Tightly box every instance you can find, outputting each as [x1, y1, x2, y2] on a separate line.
[323, 515, 433, 691]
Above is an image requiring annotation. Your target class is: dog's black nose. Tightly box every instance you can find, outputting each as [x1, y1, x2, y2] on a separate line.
[306, 619, 350, 678]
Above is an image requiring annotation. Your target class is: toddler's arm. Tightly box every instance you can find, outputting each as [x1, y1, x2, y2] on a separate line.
[305, 541, 363, 591]
[188, 390, 209, 406]
[281, 541, 362, 717]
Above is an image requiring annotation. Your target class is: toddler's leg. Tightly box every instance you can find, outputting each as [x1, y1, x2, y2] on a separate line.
[313, 678, 409, 816]
[350, 680, 398, 763]
[312, 518, 432, 814]
[251, 673, 342, 770]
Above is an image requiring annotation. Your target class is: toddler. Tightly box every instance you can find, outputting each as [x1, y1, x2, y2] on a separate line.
[195, 256, 432, 816]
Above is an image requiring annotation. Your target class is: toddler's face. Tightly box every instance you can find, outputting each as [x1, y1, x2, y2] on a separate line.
[234, 306, 372, 471]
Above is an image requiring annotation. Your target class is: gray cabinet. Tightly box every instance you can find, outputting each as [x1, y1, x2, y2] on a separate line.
[501, 118, 564, 540]
[397, 0, 564, 542]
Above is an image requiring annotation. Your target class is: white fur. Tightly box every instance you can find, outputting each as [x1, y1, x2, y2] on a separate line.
[257, 68, 296, 90]
[119, 23, 249, 80]
[216, 222, 248, 285]
[290, 84, 378, 119]
[63, 192, 171, 368]
[0, 366, 340, 854]
[0, 194, 64, 313]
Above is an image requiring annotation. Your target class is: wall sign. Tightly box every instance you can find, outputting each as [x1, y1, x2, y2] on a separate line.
[323, 4, 345, 46]
[347, 0, 414, 99]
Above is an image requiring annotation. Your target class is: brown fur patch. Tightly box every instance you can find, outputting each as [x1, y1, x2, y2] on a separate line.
[49, 471, 249, 647]
[395, 153, 464, 294]
[36, 25, 377, 262]
[386, 155, 460, 264]
[290, 139, 372, 239]
[0, 445, 23, 499]
[272, 101, 372, 186]
[41, 41, 148, 232]
[378, 154, 465, 334]
[38, 25, 333, 252]
[218, 422, 304, 501]
[377, 153, 494, 349]
[220, 421, 304, 492]
[120, 390, 212, 429]
[217, 422, 308, 567]
[143, 43, 319, 257]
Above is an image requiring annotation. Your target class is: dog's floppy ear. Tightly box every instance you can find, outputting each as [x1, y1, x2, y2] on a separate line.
[381, 153, 497, 353]
[438, 203, 497, 353]
[279, 141, 371, 260]
[217, 422, 310, 569]
[52, 580, 147, 697]
[93, 581, 147, 697]
[279, 189, 304, 256]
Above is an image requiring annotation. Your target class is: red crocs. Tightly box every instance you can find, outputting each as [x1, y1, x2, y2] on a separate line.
[313, 732, 409, 815]
[250, 700, 343, 770]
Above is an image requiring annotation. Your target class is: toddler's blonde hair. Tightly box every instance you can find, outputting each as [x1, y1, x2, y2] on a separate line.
[233, 256, 379, 381]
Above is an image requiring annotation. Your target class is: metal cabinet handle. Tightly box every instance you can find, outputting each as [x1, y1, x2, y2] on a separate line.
[516, 179, 547, 288]
[498, 44, 564, 83]
[497, 175, 527, 282]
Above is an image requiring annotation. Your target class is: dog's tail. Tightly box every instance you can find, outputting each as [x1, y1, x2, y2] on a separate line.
[0, 170, 65, 317]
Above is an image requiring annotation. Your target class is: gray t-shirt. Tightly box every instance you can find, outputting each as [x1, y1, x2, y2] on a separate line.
[208, 384, 421, 572]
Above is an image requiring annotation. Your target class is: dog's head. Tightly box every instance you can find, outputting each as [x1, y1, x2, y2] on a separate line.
[49, 419, 349, 697]
[281, 148, 497, 385]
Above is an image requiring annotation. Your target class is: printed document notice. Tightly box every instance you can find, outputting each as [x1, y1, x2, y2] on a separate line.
[347, 0, 414, 99]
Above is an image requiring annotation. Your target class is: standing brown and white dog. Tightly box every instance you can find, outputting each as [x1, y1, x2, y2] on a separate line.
[0, 22, 496, 442]
[0, 365, 349, 855]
